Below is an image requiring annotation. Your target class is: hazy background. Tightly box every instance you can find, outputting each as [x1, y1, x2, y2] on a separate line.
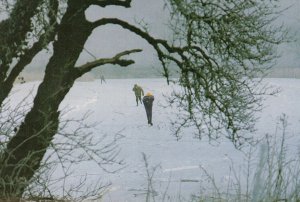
[2, 0, 299, 80]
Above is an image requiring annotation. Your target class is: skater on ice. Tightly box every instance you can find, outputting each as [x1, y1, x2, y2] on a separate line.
[100, 74, 106, 84]
[142, 92, 154, 126]
[132, 84, 144, 106]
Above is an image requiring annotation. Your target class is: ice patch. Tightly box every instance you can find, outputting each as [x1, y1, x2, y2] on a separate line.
[163, 165, 200, 172]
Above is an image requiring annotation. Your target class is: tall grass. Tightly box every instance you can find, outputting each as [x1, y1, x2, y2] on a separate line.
[139, 115, 300, 202]
[193, 115, 300, 202]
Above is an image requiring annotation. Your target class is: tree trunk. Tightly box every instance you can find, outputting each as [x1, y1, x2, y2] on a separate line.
[0, 1, 92, 197]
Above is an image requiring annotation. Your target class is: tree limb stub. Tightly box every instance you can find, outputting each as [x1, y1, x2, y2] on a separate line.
[75, 48, 142, 77]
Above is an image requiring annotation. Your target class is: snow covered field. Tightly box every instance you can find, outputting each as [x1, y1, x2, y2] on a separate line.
[10, 78, 300, 201]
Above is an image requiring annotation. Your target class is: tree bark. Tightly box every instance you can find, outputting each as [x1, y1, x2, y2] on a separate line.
[0, 1, 92, 197]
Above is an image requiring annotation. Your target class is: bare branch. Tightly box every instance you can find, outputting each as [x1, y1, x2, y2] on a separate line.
[0, 0, 59, 106]
[87, 0, 132, 8]
[74, 49, 142, 77]
[92, 18, 180, 53]
[91, 18, 191, 82]
[0, 0, 44, 80]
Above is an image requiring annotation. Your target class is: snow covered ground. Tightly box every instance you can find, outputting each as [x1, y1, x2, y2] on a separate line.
[10, 78, 300, 201]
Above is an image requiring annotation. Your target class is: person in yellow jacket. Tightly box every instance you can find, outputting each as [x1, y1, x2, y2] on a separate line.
[132, 84, 144, 106]
[143, 92, 154, 126]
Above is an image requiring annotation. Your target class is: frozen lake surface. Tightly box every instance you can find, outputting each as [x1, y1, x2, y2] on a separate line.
[11, 78, 300, 201]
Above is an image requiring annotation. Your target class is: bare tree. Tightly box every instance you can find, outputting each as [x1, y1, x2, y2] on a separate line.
[0, 0, 284, 198]
[0, 94, 122, 200]
[165, 0, 284, 146]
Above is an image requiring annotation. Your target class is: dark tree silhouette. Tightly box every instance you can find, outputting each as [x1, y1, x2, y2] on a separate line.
[0, 0, 58, 105]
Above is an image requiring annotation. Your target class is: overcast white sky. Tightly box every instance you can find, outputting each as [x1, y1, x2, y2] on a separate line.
[274, 0, 300, 68]
[1, 0, 300, 71]
[78, 0, 300, 69]
[78, 0, 170, 67]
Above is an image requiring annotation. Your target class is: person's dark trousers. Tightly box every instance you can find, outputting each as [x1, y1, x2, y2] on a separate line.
[144, 104, 153, 125]
[136, 96, 142, 106]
